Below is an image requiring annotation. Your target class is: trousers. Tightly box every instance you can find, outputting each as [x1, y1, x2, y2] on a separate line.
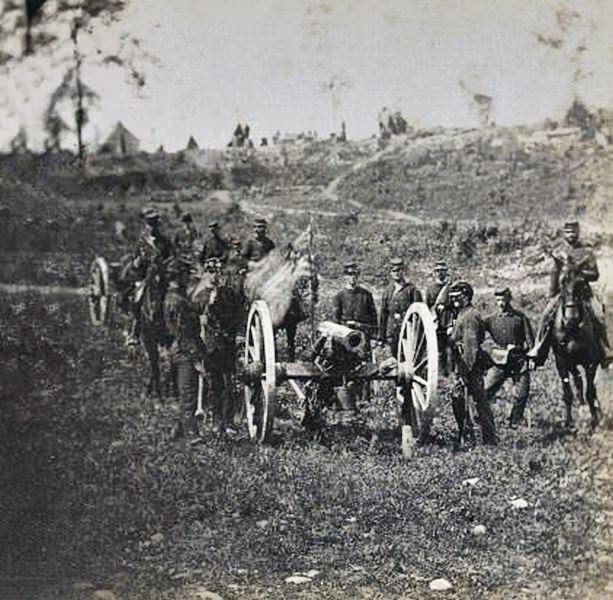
[484, 361, 530, 425]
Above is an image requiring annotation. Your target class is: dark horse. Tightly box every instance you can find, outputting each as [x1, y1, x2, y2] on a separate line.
[136, 260, 168, 399]
[551, 259, 602, 429]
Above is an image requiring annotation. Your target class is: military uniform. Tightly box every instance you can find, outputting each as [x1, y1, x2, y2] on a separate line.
[484, 296, 534, 426]
[379, 281, 422, 354]
[200, 230, 230, 264]
[174, 225, 199, 258]
[333, 286, 378, 336]
[425, 261, 455, 375]
[449, 283, 497, 446]
[529, 222, 609, 366]
[241, 236, 275, 262]
[126, 212, 173, 344]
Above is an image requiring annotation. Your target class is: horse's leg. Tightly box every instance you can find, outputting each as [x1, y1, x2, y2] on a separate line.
[570, 366, 584, 405]
[143, 331, 161, 399]
[285, 321, 297, 362]
[555, 356, 574, 428]
[585, 363, 601, 429]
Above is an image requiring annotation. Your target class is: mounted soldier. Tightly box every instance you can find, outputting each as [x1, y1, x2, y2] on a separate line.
[425, 260, 454, 375]
[447, 281, 497, 449]
[378, 257, 422, 355]
[200, 221, 230, 265]
[125, 207, 173, 346]
[174, 212, 199, 259]
[527, 221, 611, 368]
[241, 217, 275, 265]
[483, 287, 535, 428]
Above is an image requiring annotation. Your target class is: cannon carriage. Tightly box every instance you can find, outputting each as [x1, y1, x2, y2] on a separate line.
[242, 300, 439, 451]
[87, 255, 133, 326]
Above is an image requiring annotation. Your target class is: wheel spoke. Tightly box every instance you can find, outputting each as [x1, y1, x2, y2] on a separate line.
[413, 331, 425, 364]
[413, 383, 427, 411]
[412, 374, 428, 387]
[412, 355, 428, 373]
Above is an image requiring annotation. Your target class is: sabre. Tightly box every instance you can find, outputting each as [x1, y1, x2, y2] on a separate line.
[308, 213, 316, 345]
[195, 369, 205, 418]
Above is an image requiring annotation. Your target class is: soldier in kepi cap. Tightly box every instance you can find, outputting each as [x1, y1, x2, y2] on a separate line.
[174, 212, 199, 258]
[483, 287, 535, 428]
[378, 257, 422, 355]
[200, 221, 230, 265]
[126, 206, 173, 346]
[425, 260, 454, 375]
[333, 261, 378, 405]
[448, 281, 497, 448]
[527, 221, 612, 367]
[241, 217, 275, 265]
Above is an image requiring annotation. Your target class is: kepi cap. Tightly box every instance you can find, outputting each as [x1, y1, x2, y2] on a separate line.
[390, 257, 404, 269]
[494, 287, 512, 298]
[208, 221, 218, 229]
[142, 206, 160, 221]
[449, 280, 474, 300]
[563, 221, 579, 231]
[181, 212, 193, 223]
[343, 261, 358, 275]
[433, 260, 448, 271]
[254, 217, 267, 226]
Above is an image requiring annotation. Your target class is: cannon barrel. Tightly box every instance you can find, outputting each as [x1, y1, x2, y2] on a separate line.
[316, 320, 367, 355]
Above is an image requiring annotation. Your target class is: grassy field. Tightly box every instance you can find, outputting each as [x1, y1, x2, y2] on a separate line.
[1, 127, 612, 599]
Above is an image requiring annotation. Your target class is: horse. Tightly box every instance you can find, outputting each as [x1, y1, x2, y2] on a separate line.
[138, 260, 169, 399]
[550, 258, 603, 429]
[243, 230, 317, 360]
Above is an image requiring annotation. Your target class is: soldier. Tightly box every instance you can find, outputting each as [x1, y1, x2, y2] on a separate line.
[174, 212, 199, 258]
[333, 261, 378, 405]
[425, 260, 454, 375]
[378, 257, 422, 355]
[241, 217, 275, 265]
[527, 221, 611, 367]
[126, 207, 173, 346]
[164, 258, 206, 439]
[333, 261, 378, 338]
[200, 221, 230, 265]
[448, 281, 497, 448]
[483, 288, 535, 428]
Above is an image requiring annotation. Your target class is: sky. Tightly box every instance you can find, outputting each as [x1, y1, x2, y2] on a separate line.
[1, 0, 613, 152]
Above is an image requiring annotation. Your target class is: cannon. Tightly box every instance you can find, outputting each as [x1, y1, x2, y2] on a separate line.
[242, 300, 439, 452]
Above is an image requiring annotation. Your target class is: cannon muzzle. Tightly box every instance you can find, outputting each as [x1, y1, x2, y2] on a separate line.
[316, 321, 367, 355]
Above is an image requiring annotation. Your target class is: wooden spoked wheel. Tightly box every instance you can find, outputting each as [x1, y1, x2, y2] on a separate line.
[88, 257, 110, 326]
[244, 301, 277, 443]
[396, 302, 439, 442]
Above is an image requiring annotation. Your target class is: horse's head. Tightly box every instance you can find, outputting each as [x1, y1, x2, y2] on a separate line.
[558, 266, 585, 329]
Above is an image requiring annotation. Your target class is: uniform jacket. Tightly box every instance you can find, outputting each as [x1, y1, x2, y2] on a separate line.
[200, 234, 230, 263]
[379, 281, 422, 341]
[164, 286, 205, 360]
[425, 280, 454, 329]
[333, 286, 378, 334]
[132, 229, 172, 279]
[241, 236, 275, 262]
[450, 304, 486, 372]
[174, 226, 199, 256]
[484, 307, 534, 351]
[549, 240, 599, 297]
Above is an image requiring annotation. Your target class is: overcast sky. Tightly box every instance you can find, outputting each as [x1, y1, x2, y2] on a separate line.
[2, 0, 612, 151]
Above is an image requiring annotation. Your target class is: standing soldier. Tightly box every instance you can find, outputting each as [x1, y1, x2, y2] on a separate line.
[378, 257, 422, 355]
[448, 281, 497, 448]
[241, 217, 275, 265]
[164, 258, 206, 439]
[200, 221, 230, 265]
[527, 221, 611, 367]
[425, 260, 454, 375]
[333, 261, 378, 405]
[174, 212, 199, 259]
[483, 288, 535, 428]
[126, 207, 173, 346]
